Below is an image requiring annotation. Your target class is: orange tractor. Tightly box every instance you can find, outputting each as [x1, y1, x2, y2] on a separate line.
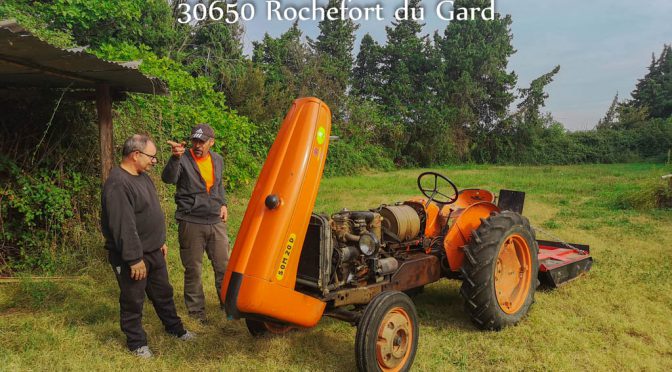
[221, 98, 592, 371]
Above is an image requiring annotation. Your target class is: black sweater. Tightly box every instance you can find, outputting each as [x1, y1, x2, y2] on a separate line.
[161, 150, 227, 225]
[101, 166, 166, 265]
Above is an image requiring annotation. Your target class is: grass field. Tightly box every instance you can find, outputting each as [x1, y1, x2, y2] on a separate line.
[1, 163, 671, 371]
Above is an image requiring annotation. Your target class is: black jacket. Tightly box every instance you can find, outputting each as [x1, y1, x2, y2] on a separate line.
[161, 150, 227, 224]
[101, 166, 166, 265]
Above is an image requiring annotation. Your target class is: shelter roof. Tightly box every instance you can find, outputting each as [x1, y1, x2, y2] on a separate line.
[0, 19, 167, 95]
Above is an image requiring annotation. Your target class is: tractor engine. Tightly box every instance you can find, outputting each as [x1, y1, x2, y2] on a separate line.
[326, 204, 425, 290]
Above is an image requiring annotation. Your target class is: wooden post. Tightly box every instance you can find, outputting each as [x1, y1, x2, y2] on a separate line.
[96, 84, 114, 183]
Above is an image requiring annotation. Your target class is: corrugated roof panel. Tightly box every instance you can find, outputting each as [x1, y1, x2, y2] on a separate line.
[0, 19, 168, 95]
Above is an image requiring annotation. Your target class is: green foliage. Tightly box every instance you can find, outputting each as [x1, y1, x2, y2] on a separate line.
[93, 43, 259, 189]
[517, 65, 561, 126]
[0, 156, 91, 273]
[325, 100, 398, 175]
[435, 0, 517, 161]
[2, 0, 179, 53]
[180, 20, 244, 75]
[617, 177, 672, 210]
[596, 93, 620, 130]
[0, 3, 71, 47]
[352, 34, 382, 101]
[631, 45, 672, 119]
[308, 0, 359, 117]
[324, 141, 395, 177]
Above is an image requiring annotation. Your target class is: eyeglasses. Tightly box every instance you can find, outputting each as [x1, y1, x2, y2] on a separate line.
[137, 150, 158, 162]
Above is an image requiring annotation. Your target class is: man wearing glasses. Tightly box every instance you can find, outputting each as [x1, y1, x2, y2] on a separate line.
[101, 134, 193, 358]
[162, 124, 230, 323]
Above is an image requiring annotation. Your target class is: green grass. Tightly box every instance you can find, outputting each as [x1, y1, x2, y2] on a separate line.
[2, 163, 672, 370]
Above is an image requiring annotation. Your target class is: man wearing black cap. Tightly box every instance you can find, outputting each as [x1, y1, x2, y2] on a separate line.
[162, 124, 230, 323]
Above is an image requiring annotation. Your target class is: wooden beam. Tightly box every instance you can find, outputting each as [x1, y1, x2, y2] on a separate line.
[0, 55, 97, 84]
[96, 83, 114, 183]
[0, 88, 127, 102]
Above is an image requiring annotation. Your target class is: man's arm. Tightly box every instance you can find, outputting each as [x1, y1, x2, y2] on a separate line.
[162, 140, 185, 184]
[161, 155, 181, 184]
[218, 155, 228, 222]
[103, 183, 143, 266]
[218, 155, 228, 206]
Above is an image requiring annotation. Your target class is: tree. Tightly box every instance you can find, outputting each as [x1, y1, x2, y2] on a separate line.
[516, 65, 561, 126]
[178, 20, 244, 77]
[434, 0, 518, 161]
[252, 21, 309, 90]
[596, 93, 620, 130]
[376, 0, 437, 164]
[631, 44, 672, 119]
[308, 0, 359, 117]
[352, 34, 383, 101]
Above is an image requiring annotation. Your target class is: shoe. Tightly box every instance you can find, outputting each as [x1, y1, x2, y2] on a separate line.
[178, 330, 196, 341]
[132, 345, 153, 359]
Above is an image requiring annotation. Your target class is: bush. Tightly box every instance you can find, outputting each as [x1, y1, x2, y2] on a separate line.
[325, 141, 395, 177]
[617, 178, 672, 210]
[0, 157, 97, 273]
[94, 43, 260, 189]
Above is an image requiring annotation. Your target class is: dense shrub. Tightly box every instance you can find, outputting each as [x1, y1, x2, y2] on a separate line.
[94, 43, 259, 189]
[0, 157, 98, 274]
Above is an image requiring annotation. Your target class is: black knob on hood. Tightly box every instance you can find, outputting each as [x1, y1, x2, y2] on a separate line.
[265, 194, 280, 210]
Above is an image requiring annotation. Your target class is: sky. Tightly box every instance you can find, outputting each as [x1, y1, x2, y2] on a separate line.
[237, 0, 672, 130]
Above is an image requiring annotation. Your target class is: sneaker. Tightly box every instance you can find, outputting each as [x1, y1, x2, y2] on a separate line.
[178, 330, 196, 341]
[132, 345, 153, 359]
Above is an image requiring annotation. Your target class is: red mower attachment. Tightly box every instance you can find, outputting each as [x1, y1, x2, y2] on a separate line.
[537, 240, 593, 288]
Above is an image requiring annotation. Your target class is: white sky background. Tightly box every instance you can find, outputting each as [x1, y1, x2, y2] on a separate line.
[236, 0, 672, 130]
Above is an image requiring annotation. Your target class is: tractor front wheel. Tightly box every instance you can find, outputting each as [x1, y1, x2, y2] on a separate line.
[355, 291, 419, 372]
[245, 319, 296, 337]
[460, 211, 539, 330]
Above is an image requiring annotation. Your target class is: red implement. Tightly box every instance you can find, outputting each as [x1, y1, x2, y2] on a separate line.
[537, 240, 593, 288]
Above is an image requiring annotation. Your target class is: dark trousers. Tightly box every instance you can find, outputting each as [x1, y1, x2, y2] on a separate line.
[178, 221, 229, 317]
[109, 249, 185, 350]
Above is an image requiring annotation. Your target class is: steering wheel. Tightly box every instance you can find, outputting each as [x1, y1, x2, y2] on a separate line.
[417, 172, 459, 205]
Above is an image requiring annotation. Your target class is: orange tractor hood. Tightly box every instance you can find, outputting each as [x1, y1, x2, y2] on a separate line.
[222, 98, 331, 328]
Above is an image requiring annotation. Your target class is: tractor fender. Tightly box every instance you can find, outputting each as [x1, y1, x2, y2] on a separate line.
[443, 202, 500, 272]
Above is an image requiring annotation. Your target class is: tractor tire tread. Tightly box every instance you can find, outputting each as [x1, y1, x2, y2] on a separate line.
[355, 291, 418, 372]
[459, 211, 539, 331]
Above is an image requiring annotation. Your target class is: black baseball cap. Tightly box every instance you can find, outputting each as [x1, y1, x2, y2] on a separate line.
[191, 123, 215, 141]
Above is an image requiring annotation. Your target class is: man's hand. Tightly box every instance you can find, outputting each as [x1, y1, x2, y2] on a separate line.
[161, 244, 168, 258]
[167, 140, 186, 158]
[130, 260, 147, 281]
[220, 205, 228, 223]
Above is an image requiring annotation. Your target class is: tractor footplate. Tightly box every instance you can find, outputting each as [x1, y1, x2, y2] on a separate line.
[537, 240, 593, 288]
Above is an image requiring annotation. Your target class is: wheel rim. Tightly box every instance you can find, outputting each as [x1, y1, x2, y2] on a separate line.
[376, 307, 413, 371]
[264, 322, 293, 334]
[494, 234, 532, 314]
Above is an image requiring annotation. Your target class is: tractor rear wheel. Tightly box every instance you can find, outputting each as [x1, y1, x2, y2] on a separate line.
[355, 291, 418, 372]
[460, 211, 539, 330]
[245, 319, 296, 337]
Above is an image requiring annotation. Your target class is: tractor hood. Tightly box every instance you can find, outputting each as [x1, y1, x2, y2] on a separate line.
[221, 97, 331, 327]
